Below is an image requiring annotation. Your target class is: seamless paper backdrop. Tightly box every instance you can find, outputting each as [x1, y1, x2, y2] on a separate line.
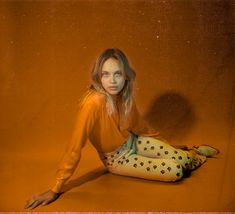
[0, 0, 235, 211]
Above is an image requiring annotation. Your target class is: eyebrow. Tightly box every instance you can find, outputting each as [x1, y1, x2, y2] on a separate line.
[101, 70, 122, 73]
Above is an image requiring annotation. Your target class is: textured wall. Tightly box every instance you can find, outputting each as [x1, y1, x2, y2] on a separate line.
[0, 0, 234, 211]
[1, 0, 234, 148]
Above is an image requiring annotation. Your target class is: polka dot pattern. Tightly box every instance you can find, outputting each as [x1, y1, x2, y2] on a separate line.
[103, 136, 207, 182]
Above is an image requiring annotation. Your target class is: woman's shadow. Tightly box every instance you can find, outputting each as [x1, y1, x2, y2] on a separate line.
[144, 91, 196, 143]
[57, 167, 108, 196]
[144, 91, 196, 178]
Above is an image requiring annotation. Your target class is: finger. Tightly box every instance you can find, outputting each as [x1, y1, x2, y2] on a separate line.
[26, 200, 38, 209]
[24, 199, 37, 209]
[28, 200, 41, 210]
[41, 199, 50, 206]
[28, 200, 42, 210]
[24, 195, 38, 209]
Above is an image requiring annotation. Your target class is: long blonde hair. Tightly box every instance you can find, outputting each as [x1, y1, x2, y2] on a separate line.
[89, 48, 136, 116]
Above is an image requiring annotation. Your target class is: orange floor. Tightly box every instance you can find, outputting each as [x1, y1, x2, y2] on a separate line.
[1, 136, 234, 212]
[1, 0, 235, 212]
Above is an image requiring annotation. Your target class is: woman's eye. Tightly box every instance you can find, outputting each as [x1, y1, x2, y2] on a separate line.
[102, 73, 109, 77]
[115, 72, 122, 77]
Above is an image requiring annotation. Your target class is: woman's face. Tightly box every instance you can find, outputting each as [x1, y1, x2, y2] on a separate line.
[101, 58, 126, 96]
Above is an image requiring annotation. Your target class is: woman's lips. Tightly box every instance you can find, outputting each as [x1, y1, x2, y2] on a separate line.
[109, 86, 118, 90]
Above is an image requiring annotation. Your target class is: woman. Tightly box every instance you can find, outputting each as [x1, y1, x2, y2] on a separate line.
[25, 48, 219, 209]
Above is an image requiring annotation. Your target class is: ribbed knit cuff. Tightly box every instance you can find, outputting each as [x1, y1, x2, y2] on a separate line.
[50, 179, 66, 193]
[142, 131, 160, 137]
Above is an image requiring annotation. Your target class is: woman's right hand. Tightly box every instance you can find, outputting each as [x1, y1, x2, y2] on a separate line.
[24, 189, 60, 210]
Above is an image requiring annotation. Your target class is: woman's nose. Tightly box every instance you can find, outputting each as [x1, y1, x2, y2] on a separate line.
[110, 75, 116, 83]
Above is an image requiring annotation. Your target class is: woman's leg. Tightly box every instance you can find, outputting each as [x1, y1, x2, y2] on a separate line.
[135, 136, 207, 170]
[105, 153, 184, 182]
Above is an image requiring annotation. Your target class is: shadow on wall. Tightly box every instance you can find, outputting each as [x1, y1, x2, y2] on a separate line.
[145, 91, 196, 143]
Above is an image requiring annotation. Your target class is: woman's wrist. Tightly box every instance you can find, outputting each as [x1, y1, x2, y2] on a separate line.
[50, 179, 65, 193]
[49, 188, 60, 194]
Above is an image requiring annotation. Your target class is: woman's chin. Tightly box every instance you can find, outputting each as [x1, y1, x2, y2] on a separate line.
[107, 90, 119, 96]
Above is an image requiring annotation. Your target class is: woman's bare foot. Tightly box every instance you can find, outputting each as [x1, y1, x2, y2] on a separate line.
[193, 145, 220, 157]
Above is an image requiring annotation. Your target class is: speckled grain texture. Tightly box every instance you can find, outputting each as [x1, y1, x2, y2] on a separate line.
[0, 0, 234, 211]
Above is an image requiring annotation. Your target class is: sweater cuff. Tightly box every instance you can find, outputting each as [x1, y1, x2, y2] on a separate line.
[50, 179, 66, 193]
[142, 131, 160, 137]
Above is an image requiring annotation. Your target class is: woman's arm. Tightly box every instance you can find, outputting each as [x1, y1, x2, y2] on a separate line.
[51, 99, 100, 192]
[25, 97, 100, 209]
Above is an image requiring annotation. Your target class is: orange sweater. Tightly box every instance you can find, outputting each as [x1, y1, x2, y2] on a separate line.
[51, 90, 159, 193]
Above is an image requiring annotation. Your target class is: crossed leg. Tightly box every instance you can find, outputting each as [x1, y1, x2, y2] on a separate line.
[136, 136, 207, 170]
[105, 136, 207, 182]
[107, 154, 184, 182]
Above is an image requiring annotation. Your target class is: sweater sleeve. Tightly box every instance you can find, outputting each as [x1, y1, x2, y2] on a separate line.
[129, 99, 160, 138]
[50, 99, 100, 193]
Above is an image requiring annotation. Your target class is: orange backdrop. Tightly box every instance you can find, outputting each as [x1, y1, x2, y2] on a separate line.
[0, 0, 234, 211]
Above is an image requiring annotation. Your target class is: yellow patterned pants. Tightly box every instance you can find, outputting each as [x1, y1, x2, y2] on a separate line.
[101, 134, 207, 182]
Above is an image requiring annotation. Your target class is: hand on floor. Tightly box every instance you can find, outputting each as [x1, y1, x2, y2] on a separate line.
[24, 189, 60, 209]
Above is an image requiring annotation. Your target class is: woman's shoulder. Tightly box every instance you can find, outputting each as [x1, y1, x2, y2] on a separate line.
[79, 89, 106, 108]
